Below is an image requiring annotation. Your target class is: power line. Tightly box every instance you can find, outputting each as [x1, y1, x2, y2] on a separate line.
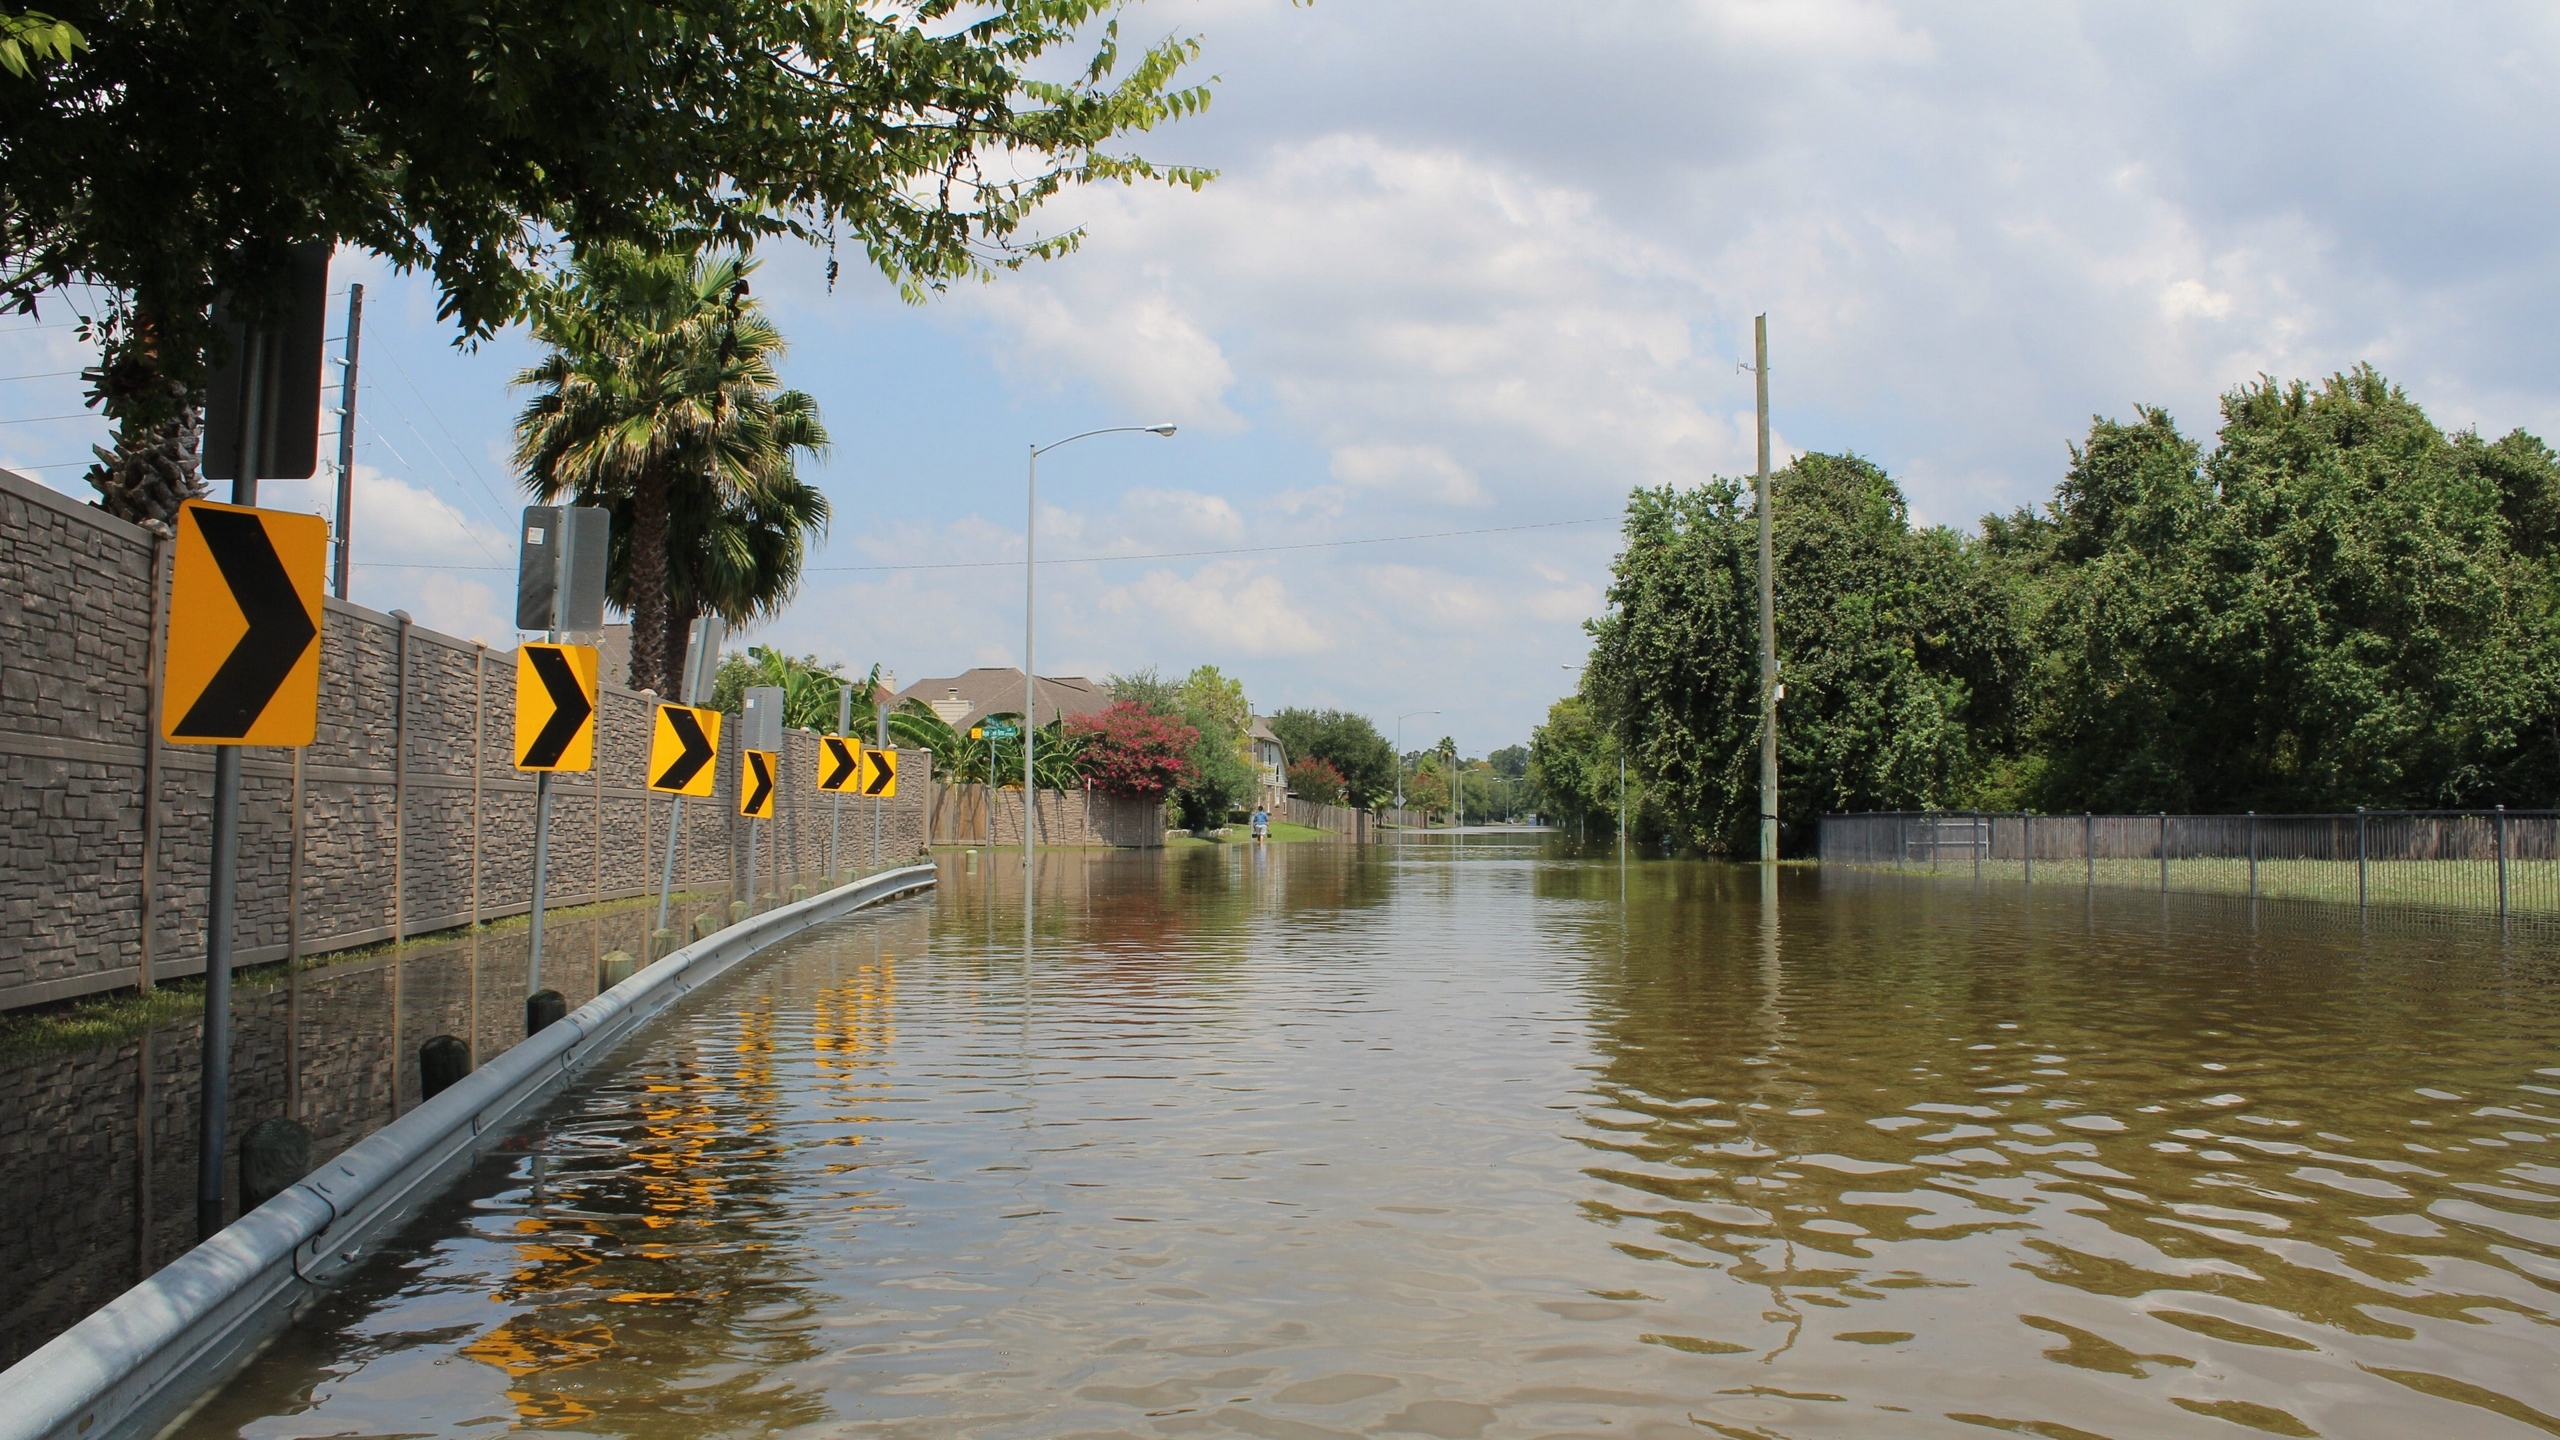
[358, 413, 508, 567]
[806, 515, 1617, 571]
[382, 347, 521, 529]
[0, 412, 101, 426]
[0, 369, 79, 382]
[359, 515, 1617, 574]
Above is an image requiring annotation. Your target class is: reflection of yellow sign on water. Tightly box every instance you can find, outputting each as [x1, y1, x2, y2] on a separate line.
[163, 499, 327, 745]
[462, 1316, 614, 1426]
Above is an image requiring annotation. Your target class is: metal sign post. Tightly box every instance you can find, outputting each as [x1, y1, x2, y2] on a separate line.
[516, 505, 608, 1033]
[179, 244, 333, 1242]
[164, 500, 326, 1242]
[655, 616, 724, 932]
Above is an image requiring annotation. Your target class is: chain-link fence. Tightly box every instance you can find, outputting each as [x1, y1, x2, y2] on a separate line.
[1818, 809, 2560, 917]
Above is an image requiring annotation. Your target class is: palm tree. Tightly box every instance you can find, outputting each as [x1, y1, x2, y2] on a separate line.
[604, 462, 831, 696]
[514, 246, 827, 693]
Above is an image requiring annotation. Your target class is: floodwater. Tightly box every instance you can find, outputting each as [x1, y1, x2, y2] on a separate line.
[178, 840, 2560, 1439]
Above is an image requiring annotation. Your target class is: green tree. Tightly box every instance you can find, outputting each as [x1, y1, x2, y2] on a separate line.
[516, 248, 826, 693]
[637, 469, 832, 697]
[712, 645, 847, 731]
[1566, 366, 2560, 836]
[2025, 370, 2560, 810]
[1585, 453, 2026, 853]
[1112, 665, 1254, 827]
[1267, 708, 1396, 808]
[5, 0, 1214, 525]
[1527, 695, 1620, 833]
[1402, 766, 1448, 819]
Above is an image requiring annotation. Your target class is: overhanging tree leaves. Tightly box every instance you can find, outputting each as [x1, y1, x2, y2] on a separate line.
[2, 0, 1215, 521]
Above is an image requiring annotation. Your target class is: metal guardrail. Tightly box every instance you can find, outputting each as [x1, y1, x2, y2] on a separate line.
[1818, 809, 2560, 916]
[0, 862, 939, 1440]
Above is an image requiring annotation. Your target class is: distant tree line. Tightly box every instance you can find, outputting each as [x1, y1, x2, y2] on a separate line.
[1536, 368, 2560, 852]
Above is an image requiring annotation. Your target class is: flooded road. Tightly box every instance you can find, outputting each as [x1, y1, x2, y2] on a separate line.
[179, 840, 2560, 1439]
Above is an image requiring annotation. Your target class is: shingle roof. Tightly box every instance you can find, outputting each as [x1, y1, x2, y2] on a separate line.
[892, 668, 1114, 731]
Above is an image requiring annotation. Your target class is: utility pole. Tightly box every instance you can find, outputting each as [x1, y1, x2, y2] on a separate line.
[331, 283, 362, 600]
[1754, 313, 1777, 864]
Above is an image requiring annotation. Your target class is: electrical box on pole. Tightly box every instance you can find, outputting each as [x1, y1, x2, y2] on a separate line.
[515, 505, 610, 634]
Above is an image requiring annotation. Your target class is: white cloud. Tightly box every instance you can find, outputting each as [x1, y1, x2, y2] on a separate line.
[1328, 444, 1486, 508]
[975, 284, 1241, 431]
[1097, 561, 1324, 656]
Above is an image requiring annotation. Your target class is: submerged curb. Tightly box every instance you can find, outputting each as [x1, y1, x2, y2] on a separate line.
[0, 863, 939, 1440]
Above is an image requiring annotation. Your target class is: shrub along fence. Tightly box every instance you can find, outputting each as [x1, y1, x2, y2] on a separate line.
[1819, 809, 2560, 917]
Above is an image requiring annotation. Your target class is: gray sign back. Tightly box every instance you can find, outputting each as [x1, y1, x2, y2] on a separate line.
[741, 685, 786, 753]
[515, 505, 610, 633]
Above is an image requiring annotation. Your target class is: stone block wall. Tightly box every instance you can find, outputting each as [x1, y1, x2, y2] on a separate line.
[0, 465, 934, 1011]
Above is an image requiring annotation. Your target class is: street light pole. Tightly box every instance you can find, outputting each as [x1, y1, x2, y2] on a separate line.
[1025, 425, 1176, 892]
[1752, 313, 1777, 864]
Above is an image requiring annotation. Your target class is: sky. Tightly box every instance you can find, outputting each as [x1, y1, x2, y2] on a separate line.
[6, 1, 2558, 756]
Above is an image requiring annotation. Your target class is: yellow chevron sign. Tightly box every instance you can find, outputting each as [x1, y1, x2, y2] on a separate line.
[163, 499, 327, 746]
[739, 748, 778, 817]
[861, 746, 898, 798]
[818, 735, 861, 792]
[513, 643, 598, 772]
[647, 704, 721, 796]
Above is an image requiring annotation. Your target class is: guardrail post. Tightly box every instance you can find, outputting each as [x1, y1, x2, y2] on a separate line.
[2496, 804, 2509, 917]
[2356, 807, 2368, 911]
[2247, 811, 2257, 899]
[2022, 811, 2032, 886]
[1972, 811, 1982, 881]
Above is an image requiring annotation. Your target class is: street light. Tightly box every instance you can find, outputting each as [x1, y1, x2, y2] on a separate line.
[1394, 709, 1439, 843]
[1024, 425, 1177, 888]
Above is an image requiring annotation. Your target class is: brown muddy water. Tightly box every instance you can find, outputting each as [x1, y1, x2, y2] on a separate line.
[175, 840, 2560, 1439]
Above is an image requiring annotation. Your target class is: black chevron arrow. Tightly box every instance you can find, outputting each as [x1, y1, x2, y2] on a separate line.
[655, 706, 715, 790]
[863, 750, 895, 796]
[519, 646, 593, 768]
[174, 508, 317, 738]
[821, 737, 857, 790]
[743, 750, 775, 815]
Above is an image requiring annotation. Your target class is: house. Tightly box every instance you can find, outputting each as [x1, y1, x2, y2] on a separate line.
[1249, 716, 1288, 813]
[893, 668, 1115, 731]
